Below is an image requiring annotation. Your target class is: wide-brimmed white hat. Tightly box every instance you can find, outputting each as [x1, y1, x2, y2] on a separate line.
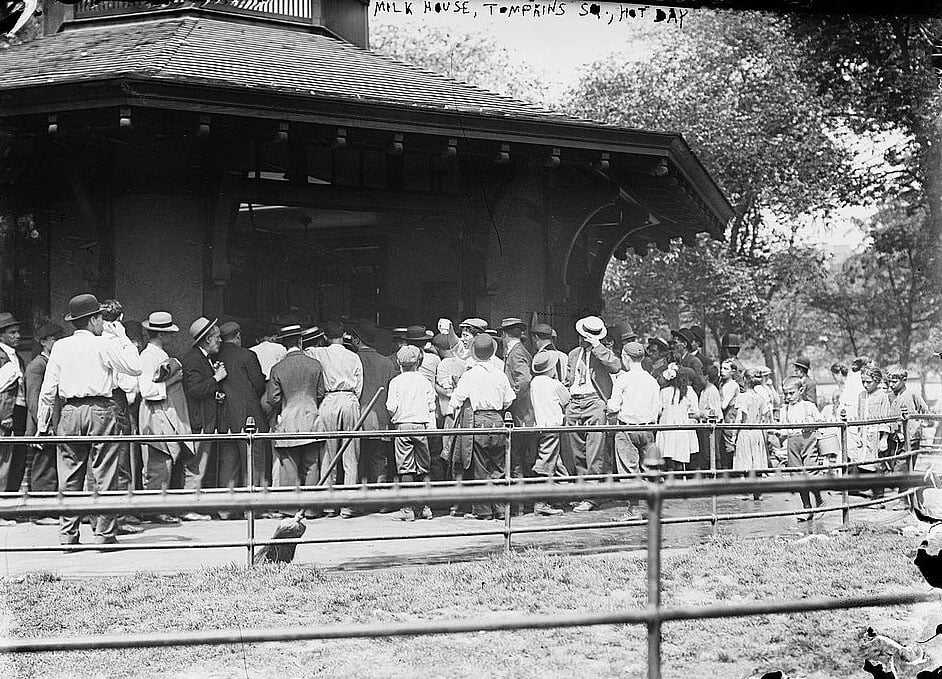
[575, 316, 607, 341]
[142, 311, 179, 333]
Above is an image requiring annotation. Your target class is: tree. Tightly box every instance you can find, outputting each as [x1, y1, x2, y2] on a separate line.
[566, 10, 858, 258]
[369, 23, 548, 104]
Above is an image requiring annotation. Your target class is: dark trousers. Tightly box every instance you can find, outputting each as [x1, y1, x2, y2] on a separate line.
[217, 439, 271, 488]
[29, 444, 58, 491]
[874, 436, 917, 500]
[272, 443, 322, 487]
[360, 438, 392, 483]
[469, 411, 507, 518]
[57, 399, 123, 541]
[0, 404, 28, 492]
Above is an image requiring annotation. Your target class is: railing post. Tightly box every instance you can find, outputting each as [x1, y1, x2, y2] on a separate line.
[646, 482, 663, 679]
[245, 417, 257, 568]
[839, 409, 849, 526]
[503, 412, 513, 553]
[708, 415, 718, 535]
[902, 405, 912, 508]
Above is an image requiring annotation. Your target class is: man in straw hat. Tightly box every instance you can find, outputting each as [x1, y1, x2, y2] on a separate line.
[307, 320, 363, 519]
[564, 316, 622, 512]
[179, 315, 226, 519]
[215, 321, 269, 501]
[36, 293, 142, 548]
[136, 312, 192, 524]
[0, 311, 27, 503]
[448, 334, 515, 520]
[24, 322, 63, 518]
[262, 325, 326, 515]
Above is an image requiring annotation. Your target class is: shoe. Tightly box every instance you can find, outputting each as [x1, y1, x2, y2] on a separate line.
[797, 513, 814, 522]
[572, 501, 596, 513]
[117, 523, 145, 535]
[323, 509, 337, 518]
[534, 502, 563, 516]
[611, 508, 637, 521]
[0, 518, 16, 527]
[449, 505, 460, 517]
[217, 511, 232, 521]
[339, 508, 356, 519]
[889, 501, 910, 511]
[463, 513, 491, 520]
[32, 517, 58, 526]
[420, 506, 434, 520]
[377, 506, 396, 514]
[303, 510, 322, 520]
[149, 514, 181, 525]
[60, 536, 80, 553]
[92, 536, 128, 551]
[392, 508, 415, 522]
[180, 512, 212, 522]
[121, 515, 142, 525]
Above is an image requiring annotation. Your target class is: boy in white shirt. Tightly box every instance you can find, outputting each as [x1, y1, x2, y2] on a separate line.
[529, 351, 571, 516]
[778, 376, 825, 521]
[387, 345, 436, 522]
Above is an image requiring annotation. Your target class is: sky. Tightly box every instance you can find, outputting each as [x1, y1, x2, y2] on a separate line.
[371, 2, 872, 253]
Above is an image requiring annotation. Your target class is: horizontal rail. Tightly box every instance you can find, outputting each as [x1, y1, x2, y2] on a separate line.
[0, 473, 926, 517]
[6, 415, 909, 446]
[0, 590, 932, 654]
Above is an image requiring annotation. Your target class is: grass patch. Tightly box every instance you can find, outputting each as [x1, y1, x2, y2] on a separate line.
[0, 523, 932, 678]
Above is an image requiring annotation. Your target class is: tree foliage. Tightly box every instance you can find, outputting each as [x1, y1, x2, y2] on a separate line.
[566, 10, 857, 258]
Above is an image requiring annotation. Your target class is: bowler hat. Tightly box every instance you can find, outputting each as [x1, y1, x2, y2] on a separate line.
[188, 317, 218, 345]
[277, 324, 304, 340]
[219, 321, 241, 339]
[499, 318, 527, 332]
[0, 312, 20, 331]
[531, 351, 556, 375]
[721, 333, 741, 349]
[36, 323, 63, 340]
[404, 325, 433, 343]
[671, 328, 696, 346]
[458, 318, 488, 333]
[612, 321, 636, 343]
[647, 336, 670, 353]
[141, 312, 179, 334]
[64, 294, 104, 322]
[472, 334, 496, 361]
[575, 316, 607, 341]
[792, 356, 812, 372]
[689, 325, 705, 345]
[531, 322, 554, 338]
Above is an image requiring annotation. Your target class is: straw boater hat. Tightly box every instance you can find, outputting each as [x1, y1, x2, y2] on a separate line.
[531, 351, 556, 375]
[188, 317, 218, 345]
[0, 312, 20, 331]
[499, 317, 527, 332]
[575, 316, 607, 342]
[141, 311, 179, 334]
[277, 324, 304, 340]
[64, 294, 104, 322]
[301, 325, 325, 343]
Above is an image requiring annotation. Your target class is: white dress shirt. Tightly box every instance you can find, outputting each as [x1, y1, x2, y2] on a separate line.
[308, 344, 363, 397]
[607, 364, 661, 424]
[37, 329, 142, 433]
[529, 374, 570, 427]
[138, 343, 169, 402]
[449, 361, 515, 413]
[0, 341, 25, 406]
[387, 371, 436, 425]
[569, 348, 596, 396]
[251, 341, 287, 380]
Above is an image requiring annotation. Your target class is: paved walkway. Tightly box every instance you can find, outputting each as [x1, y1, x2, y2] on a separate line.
[0, 487, 918, 578]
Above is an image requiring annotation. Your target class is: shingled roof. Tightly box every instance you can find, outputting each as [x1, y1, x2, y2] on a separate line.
[0, 16, 585, 123]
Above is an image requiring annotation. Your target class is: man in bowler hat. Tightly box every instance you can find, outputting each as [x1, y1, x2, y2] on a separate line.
[0, 312, 26, 502]
[215, 321, 269, 499]
[37, 294, 142, 547]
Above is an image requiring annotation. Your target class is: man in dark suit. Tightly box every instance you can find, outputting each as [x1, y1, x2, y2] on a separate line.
[564, 316, 622, 512]
[499, 318, 536, 485]
[671, 328, 706, 396]
[24, 323, 63, 516]
[688, 325, 714, 375]
[180, 316, 225, 520]
[0, 312, 26, 499]
[215, 321, 268, 506]
[347, 324, 396, 487]
[262, 325, 326, 517]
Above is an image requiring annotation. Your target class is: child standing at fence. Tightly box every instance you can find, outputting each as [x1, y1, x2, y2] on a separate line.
[858, 366, 892, 504]
[733, 368, 771, 501]
[779, 376, 824, 521]
[386, 345, 436, 522]
[528, 351, 571, 516]
[719, 359, 740, 469]
[655, 365, 699, 471]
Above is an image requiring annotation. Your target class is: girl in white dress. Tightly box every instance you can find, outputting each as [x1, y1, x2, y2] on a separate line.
[733, 369, 772, 500]
[656, 365, 700, 471]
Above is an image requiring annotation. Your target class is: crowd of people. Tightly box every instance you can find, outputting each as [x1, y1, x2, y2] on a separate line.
[0, 293, 932, 549]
